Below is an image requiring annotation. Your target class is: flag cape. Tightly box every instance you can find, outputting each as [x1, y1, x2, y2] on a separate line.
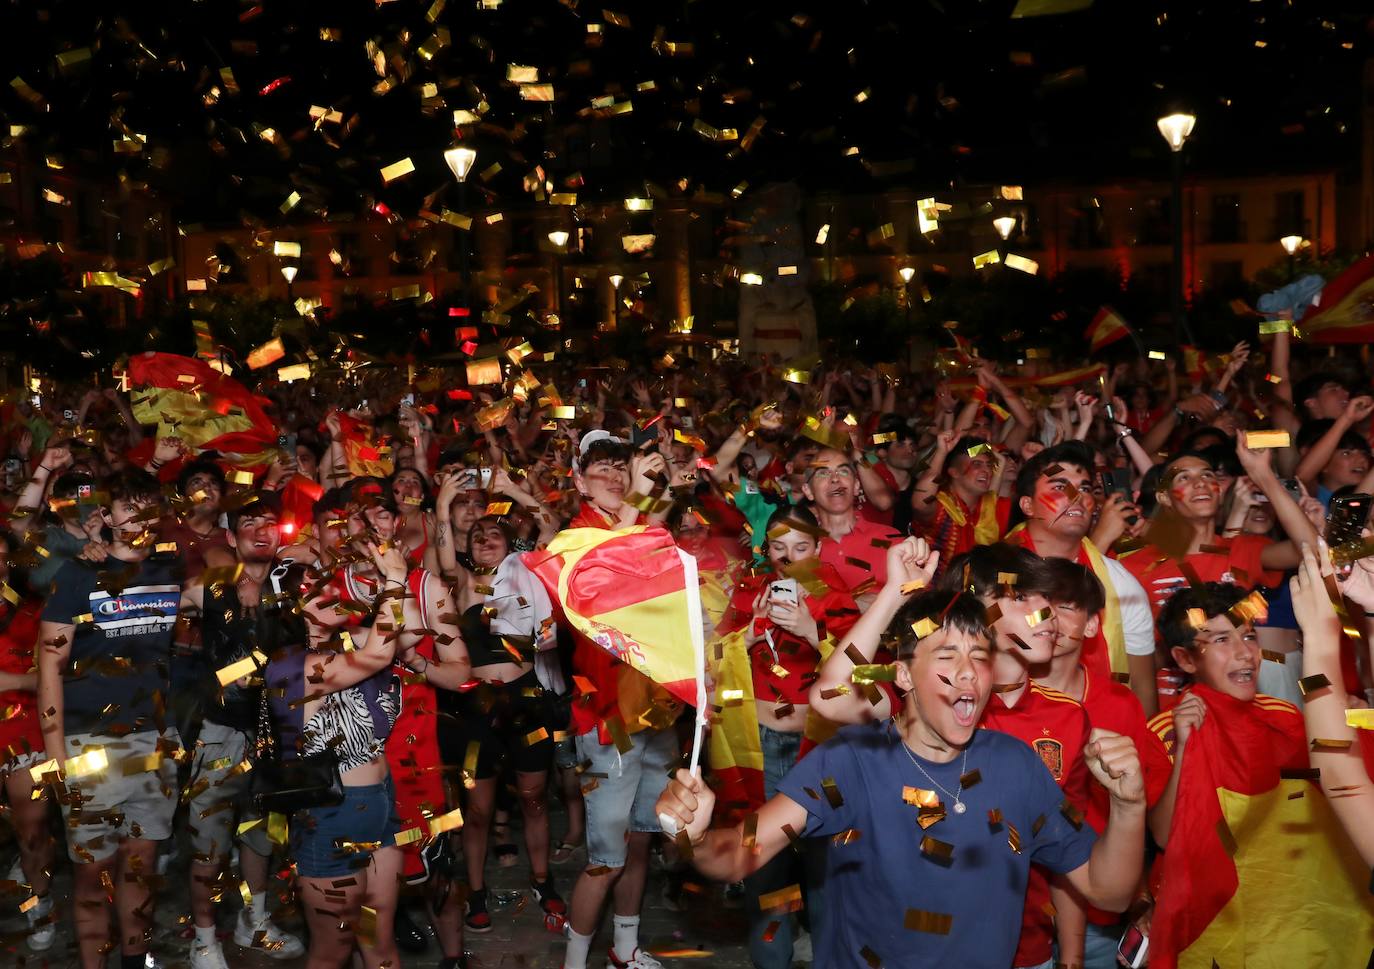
[947, 363, 1106, 392]
[126, 352, 278, 467]
[522, 526, 704, 709]
[1149, 684, 1374, 969]
[1086, 306, 1131, 354]
[1298, 253, 1374, 344]
[334, 410, 395, 479]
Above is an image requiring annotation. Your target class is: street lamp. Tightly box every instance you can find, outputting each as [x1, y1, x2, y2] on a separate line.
[1157, 111, 1197, 345]
[898, 266, 916, 329]
[444, 146, 477, 310]
[280, 264, 297, 301]
[993, 216, 1017, 241]
[608, 273, 624, 331]
[547, 230, 569, 320]
[1280, 235, 1305, 282]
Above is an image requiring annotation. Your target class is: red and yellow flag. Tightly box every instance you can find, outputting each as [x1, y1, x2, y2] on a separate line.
[332, 410, 395, 479]
[126, 352, 278, 467]
[523, 526, 703, 707]
[1149, 684, 1374, 968]
[1298, 253, 1374, 344]
[1085, 306, 1132, 353]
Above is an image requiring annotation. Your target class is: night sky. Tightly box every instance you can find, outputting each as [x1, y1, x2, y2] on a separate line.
[0, 0, 1369, 227]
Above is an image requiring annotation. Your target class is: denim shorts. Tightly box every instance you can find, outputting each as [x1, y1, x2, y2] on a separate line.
[292, 777, 400, 879]
[576, 726, 678, 869]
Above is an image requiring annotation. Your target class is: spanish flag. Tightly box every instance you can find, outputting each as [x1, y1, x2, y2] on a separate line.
[126, 352, 278, 467]
[1298, 253, 1374, 344]
[332, 410, 395, 479]
[1148, 684, 1374, 968]
[1085, 306, 1131, 354]
[523, 526, 704, 708]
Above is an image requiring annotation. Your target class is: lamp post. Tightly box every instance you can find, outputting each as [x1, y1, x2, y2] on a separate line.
[547, 229, 569, 321]
[608, 273, 624, 331]
[1157, 112, 1197, 345]
[993, 216, 1017, 242]
[280, 264, 297, 303]
[898, 265, 916, 329]
[444, 145, 477, 308]
[1279, 234, 1304, 282]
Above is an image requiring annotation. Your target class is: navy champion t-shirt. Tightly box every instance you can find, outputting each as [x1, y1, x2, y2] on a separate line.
[42, 557, 180, 736]
[776, 721, 1097, 969]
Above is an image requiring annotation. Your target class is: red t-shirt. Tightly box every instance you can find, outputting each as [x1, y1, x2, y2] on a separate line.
[1119, 533, 1280, 619]
[915, 491, 1013, 580]
[981, 683, 1093, 968]
[1075, 665, 1173, 925]
[817, 517, 903, 598]
[859, 462, 900, 528]
[0, 601, 43, 758]
[719, 565, 860, 707]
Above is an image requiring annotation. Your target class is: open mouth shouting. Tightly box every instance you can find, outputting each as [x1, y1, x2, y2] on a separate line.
[950, 691, 978, 727]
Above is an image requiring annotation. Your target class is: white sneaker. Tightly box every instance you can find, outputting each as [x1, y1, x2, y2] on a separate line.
[608, 947, 665, 969]
[234, 910, 306, 959]
[26, 896, 54, 952]
[190, 941, 230, 969]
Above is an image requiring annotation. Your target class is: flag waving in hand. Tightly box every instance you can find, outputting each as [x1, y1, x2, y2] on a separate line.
[1085, 306, 1132, 354]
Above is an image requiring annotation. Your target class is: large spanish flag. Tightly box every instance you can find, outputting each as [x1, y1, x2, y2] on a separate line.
[1148, 684, 1374, 968]
[1085, 306, 1131, 353]
[126, 352, 278, 467]
[1298, 253, 1374, 344]
[332, 410, 395, 479]
[523, 526, 704, 709]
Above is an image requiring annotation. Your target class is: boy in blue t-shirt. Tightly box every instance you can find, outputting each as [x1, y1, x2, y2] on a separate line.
[658, 588, 1148, 969]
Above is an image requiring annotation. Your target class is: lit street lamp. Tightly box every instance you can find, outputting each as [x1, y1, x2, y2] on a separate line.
[444, 145, 477, 309]
[280, 264, 297, 301]
[1157, 111, 1197, 345]
[547, 230, 569, 319]
[898, 265, 916, 328]
[1280, 234, 1305, 281]
[609, 273, 624, 331]
[993, 216, 1017, 241]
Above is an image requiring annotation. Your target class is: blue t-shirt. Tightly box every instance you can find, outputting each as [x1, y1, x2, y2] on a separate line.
[776, 722, 1097, 969]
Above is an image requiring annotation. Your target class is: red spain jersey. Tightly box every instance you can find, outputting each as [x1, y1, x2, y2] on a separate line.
[981, 683, 1093, 968]
[1147, 691, 1306, 770]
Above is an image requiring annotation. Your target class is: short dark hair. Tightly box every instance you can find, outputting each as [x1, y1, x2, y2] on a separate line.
[1295, 371, 1346, 409]
[1014, 441, 1097, 503]
[1158, 451, 1216, 489]
[1042, 559, 1106, 614]
[938, 543, 1056, 600]
[580, 438, 632, 470]
[1180, 427, 1232, 454]
[893, 589, 991, 660]
[1157, 582, 1250, 654]
[228, 491, 283, 532]
[176, 459, 225, 498]
[313, 487, 348, 519]
[105, 468, 163, 509]
[51, 470, 95, 502]
[941, 435, 992, 478]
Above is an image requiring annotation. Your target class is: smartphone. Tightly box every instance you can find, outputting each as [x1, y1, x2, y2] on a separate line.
[479, 467, 493, 488]
[1326, 493, 1372, 549]
[278, 432, 298, 461]
[1117, 925, 1148, 969]
[1281, 478, 1302, 503]
[768, 579, 799, 606]
[400, 393, 415, 408]
[1100, 469, 1131, 500]
[62, 409, 76, 423]
[630, 424, 658, 449]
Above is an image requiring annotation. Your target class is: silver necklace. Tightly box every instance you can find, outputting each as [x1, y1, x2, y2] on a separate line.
[896, 726, 970, 815]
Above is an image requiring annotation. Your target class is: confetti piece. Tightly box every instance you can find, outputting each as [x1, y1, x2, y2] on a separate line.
[903, 908, 953, 934]
[1243, 430, 1290, 450]
[1298, 674, 1332, 696]
[1346, 709, 1374, 730]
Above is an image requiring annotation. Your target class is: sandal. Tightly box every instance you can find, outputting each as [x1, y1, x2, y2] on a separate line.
[551, 840, 583, 864]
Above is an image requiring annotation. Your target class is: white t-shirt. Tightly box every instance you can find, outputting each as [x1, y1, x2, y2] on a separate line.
[1103, 555, 1157, 657]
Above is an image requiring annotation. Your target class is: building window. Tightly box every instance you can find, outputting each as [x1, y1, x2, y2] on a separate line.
[1209, 260, 1245, 290]
[1274, 190, 1305, 238]
[1209, 195, 1242, 244]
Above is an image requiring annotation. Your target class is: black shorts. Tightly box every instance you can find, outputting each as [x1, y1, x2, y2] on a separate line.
[438, 671, 556, 780]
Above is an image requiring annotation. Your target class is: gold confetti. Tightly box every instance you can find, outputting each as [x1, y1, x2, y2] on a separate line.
[380, 158, 416, 184]
[903, 908, 953, 934]
[1243, 430, 1290, 450]
[1345, 709, 1374, 730]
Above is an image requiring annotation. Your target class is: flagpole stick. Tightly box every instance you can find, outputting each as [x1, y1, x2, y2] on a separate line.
[661, 548, 709, 838]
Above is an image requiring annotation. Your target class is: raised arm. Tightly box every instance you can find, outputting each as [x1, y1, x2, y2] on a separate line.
[1062, 729, 1147, 912]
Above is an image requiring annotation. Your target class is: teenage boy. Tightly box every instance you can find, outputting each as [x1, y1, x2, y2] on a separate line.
[804, 446, 902, 601]
[1140, 582, 1373, 966]
[861, 421, 921, 534]
[660, 587, 1147, 969]
[37, 469, 182, 969]
[1033, 560, 1173, 969]
[1009, 442, 1158, 714]
[560, 430, 676, 969]
[809, 542, 1098, 969]
[178, 492, 305, 969]
[912, 433, 1012, 576]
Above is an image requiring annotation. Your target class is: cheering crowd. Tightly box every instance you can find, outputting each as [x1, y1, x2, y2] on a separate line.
[2, 317, 1374, 969]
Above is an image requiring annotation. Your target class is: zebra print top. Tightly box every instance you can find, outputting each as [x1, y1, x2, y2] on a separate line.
[301, 678, 402, 772]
